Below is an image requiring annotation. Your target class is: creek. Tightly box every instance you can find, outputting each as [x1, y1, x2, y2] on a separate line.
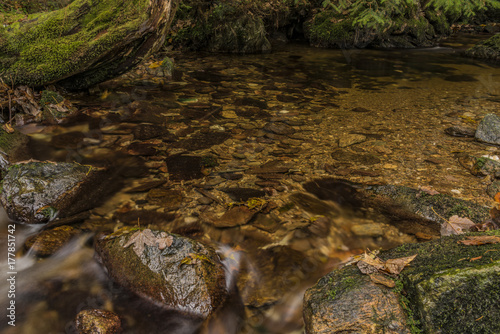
[1, 34, 500, 333]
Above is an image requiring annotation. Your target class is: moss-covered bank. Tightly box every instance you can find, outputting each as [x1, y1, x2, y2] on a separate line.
[0, 0, 178, 89]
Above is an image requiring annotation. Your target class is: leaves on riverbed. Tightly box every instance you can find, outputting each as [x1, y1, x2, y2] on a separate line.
[441, 215, 475, 236]
[458, 235, 500, 246]
[123, 229, 173, 256]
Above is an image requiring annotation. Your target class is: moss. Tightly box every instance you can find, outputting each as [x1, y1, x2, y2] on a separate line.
[466, 34, 500, 61]
[308, 10, 354, 48]
[382, 231, 500, 333]
[327, 268, 362, 301]
[0, 0, 151, 87]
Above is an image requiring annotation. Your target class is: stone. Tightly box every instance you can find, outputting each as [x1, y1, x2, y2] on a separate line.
[303, 266, 410, 334]
[351, 223, 384, 237]
[381, 231, 500, 334]
[75, 309, 122, 334]
[0, 161, 109, 224]
[221, 110, 238, 119]
[95, 228, 226, 318]
[146, 188, 184, 211]
[444, 125, 476, 137]
[339, 134, 367, 148]
[458, 155, 500, 178]
[0, 127, 30, 177]
[475, 114, 500, 145]
[220, 188, 266, 202]
[211, 206, 255, 227]
[24, 225, 81, 257]
[165, 155, 203, 181]
[133, 124, 166, 140]
[263, 122, 295, 135]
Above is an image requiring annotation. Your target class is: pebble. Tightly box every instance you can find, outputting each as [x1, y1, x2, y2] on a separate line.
[338, 134, 366, 148]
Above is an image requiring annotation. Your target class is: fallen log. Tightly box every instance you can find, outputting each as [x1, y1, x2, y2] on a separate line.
[0, 0, 179, 90]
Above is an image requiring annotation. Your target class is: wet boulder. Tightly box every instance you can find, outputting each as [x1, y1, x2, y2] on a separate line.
[381, 232, 500, 334]
[75, 309, 122, 334]
[0, 161, 109, 224]
[24, 225, 81, 257]
[304, 231, 500, 333]
[475, 113, 500, 145]
[95, 228, 227, 318]
[303, 266, 410, 334]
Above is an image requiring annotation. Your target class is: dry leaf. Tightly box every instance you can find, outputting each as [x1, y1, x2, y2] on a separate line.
[370, 273, 396, 288]
[470, 256, 482, 261]
[2, 123, 14, 134]
[356, 255, 385, 274]
[441, 215, 475, 236]
[123, 229, 157, 256]
[384, 254, 417, 275]
[157, 232, 173, 250]
[495, 192, 500, 204]
[458, 236, 500, 246]
[419, 186, 440, 196]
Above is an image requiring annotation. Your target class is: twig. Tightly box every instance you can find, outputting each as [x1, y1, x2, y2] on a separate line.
[431, 206, 460, 234]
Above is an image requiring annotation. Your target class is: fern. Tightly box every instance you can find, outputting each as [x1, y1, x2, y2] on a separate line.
[427, 0, 500, 18]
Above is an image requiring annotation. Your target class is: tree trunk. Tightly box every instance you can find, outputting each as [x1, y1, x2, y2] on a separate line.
[0, 0, 179, 90]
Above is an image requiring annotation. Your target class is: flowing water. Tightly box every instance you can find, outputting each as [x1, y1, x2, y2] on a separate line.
[1, 34, 500, 333]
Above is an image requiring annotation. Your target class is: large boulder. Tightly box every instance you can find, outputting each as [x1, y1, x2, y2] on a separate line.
[304, 231, 500, 333]
[304, 266, 410, 334]
[0, 0, 179, 89]
[0, 161, 109, 223]
[95, 228, 227, 318]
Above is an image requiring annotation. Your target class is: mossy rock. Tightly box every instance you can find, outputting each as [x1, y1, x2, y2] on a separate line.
[303, 266, 410, 333]
[0, 0, 179, 89]
[370, 185, 489, 224]
[382, 231, 500, 334]
[0, 161, 109, 223]
[465, 34, 500, 62]
[0, 126, 29, 178]
[95, 227, 227, 318]
[24, 225, 81, 257]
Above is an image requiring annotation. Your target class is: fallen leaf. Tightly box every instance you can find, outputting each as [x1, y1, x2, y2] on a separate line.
[356, 255, 385, 274]
[458, 236, 500, 246]
[157, 232, 173, 250]
[495, 192, 500, 204]
[419, 186, 440, 195]
[2, 123, 14, 134]
[441, 215, 475, 236]
[370, 273, 396, 288]
[470, 256, 482, 261]
[384, 254, 417, 275]
[123, 229, 157, 256]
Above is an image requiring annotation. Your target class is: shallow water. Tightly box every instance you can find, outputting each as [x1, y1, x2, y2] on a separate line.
[2, 34, 500, 333]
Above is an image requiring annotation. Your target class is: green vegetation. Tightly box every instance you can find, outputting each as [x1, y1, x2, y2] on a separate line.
[328, 275, 358, 300]
[393, 279, 422, 334]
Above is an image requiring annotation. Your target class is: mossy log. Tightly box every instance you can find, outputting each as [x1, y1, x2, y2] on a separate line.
[0, 0, 179, 90]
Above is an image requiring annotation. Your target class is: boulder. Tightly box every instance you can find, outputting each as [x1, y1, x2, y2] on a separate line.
[304, 231, 500, 333]
[75, 309, 122, 334]
[465, 34, 500, 62]
[0, 127, 30, 178]
[24, 225, 81, 256]
[0, 0, 179, 89]
[95, 228, 227, 318]
[0, 161, 109, 223]
[303, 266, 410, 334]
[475, 113, 500, 145]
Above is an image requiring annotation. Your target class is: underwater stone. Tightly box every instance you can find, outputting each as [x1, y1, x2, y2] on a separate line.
[75, 309, 122, 334]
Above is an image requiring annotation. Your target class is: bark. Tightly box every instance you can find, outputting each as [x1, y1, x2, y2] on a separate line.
[0, 0, 179, 90]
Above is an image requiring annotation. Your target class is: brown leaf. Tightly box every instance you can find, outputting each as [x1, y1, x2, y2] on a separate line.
[157, 232, 173, 250]
[370, 273, 396, 288]
[123, 229, 157, 256]
[384, 254, 417, 275]
[458, 236, 500, 246]
[357, 255, 385, 274]
[441, 215, 475, 236]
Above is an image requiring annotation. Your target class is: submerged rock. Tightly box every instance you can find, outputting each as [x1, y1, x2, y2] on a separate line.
[370, 184, 489, 224]
[24, 225, 81, 257]
[0, 161, 108, 224]
[303, 266, 410, 334]
[75, 309, 122, 334]
[475, 113, 500, 145]
[0, 127, 30, 177]
[95, 228, 227, 318]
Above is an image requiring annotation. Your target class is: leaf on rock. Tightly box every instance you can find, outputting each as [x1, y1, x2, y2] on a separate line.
[494, 192, 500, 204]
[157, 232, 173, 250]
[370, 273, 395, 288]
[356, 254, 385, 274]
[458, 235, 500, 246]
[441, 215, 475, 236]
[384, 254, 417, 275]
[123, 229, 157, 256]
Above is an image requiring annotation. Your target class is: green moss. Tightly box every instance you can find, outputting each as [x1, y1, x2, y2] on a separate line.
[308, 10, 353, 48]
[0, 0, 151, 87]
[382, 231, 500, 333]
[328, 270, 361, 300]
